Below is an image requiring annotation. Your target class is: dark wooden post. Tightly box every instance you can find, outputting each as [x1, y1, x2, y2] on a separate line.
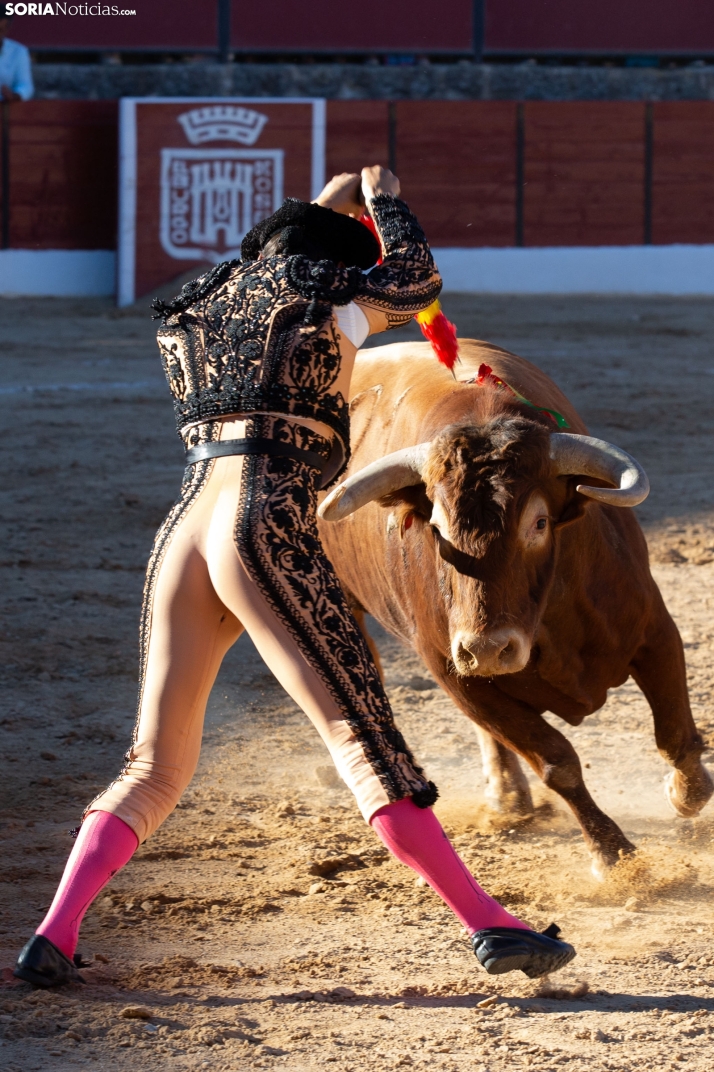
[218, 0, 232, 63]
[473, 0, 485, 63]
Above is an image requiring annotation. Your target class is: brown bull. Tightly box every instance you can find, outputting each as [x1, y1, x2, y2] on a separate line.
[317, 339, 713, 877]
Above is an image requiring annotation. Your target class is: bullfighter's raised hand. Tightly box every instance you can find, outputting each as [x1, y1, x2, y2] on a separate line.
[313, 171, 364, 216]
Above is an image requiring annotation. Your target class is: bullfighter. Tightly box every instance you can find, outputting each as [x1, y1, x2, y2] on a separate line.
[15, 167, 576, 987]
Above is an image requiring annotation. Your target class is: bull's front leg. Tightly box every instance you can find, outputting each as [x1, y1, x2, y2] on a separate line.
[630, 601, 713, 819]
[437, 671, 635, 878]
[472, 725, 534, 818]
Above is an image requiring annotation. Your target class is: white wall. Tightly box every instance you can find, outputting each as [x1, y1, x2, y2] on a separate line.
[3, 245, 714, 298]
[433, 244, 714, 295]
[0, 250, 115, 297]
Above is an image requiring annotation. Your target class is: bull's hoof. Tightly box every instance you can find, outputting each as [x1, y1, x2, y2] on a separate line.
[590, 855, 608, 882]
[484, 784, 534, 819]
[589, 840, 636, 882]
[664, 763, 714, 819]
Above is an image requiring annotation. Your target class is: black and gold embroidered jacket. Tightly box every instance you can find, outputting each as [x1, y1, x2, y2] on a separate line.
[153, 194, 442, 484]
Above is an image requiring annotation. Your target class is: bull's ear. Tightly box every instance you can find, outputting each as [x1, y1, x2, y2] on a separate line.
[377, 483, 432, 518]
[553, 493, 589, 528]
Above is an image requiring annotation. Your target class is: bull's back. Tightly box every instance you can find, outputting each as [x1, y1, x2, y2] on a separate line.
[350, 340, 588, 451]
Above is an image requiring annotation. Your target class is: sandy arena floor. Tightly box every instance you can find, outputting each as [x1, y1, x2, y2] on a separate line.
[0, 292, 713, 1071]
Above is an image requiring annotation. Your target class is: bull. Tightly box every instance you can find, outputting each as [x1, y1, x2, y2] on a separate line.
[317, 339, 713, 877]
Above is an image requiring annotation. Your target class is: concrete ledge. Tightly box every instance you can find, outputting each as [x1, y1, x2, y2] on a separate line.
[33, 63, 714, 102]
[0, 250, 115, 296]
[433, 245, 714, 295]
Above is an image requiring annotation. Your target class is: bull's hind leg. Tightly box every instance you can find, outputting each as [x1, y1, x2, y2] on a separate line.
[472, 725, 534, 818]
[630, 601, 713, 818]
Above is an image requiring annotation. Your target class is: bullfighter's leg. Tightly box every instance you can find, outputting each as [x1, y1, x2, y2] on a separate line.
[229, 422, 438, 811]
[629, 600, 713, 818]
[16, 456, 245, 978]
[439, 674, 634, 878]
[472, 725, 535, 818]
[84, 455, 244, 843]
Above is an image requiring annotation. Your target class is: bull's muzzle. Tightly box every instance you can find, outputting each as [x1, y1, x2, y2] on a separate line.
[451, 628, 530, 676]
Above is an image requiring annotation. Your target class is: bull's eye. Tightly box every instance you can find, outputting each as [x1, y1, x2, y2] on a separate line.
[535, 518, 548, 531]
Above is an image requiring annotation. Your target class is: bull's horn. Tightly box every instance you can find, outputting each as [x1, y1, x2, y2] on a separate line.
[318, 442, 432, 522]
[550, 432, 650, 507]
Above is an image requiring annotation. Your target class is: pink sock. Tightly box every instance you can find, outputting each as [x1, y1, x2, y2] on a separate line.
[371, 798, 529, 935]
[36, 810, 138, 958]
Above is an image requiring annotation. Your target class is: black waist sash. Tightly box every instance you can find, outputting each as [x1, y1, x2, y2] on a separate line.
[185, 437, 329, 479]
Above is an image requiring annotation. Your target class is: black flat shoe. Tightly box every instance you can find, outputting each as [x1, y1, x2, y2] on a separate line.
[471, 923, 576, 978]
[13, 934, 86, 988]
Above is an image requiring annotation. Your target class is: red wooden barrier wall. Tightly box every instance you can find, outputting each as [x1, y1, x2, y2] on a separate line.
[395, 101, 517, 248]
[10, 1, 218, 52]
[523, 102, 645, 247]
[652, 103, 714, 245]
[1, 101, 117, 249]
[487, 1, 714, 57]
[3, 100, 714, 253]
[10, 0, 714, 56]
[230, 0, 472, 54]
[325, 100, 390, 177]
[325, 101, 518, 247]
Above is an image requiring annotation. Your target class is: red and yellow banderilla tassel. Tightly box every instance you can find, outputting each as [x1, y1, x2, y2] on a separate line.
[415, 299, 460, 372]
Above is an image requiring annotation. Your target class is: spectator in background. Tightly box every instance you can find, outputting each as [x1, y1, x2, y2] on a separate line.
[0, 4, 33, 101]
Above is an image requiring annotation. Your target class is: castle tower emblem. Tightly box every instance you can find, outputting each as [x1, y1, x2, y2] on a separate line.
[160, 107, 283, 263]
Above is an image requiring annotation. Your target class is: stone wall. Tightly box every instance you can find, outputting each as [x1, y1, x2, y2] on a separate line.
[34, 62, 714, 102]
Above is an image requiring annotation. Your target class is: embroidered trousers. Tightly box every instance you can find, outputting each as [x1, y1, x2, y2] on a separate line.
[88, 417, 434, 844]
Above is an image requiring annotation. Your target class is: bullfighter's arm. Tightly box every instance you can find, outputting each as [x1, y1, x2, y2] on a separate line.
[356, 193, 442, 334]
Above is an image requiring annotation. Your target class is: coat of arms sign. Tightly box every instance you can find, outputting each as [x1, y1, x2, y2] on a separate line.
[118, 97, 325, 305]
[160, 106, 283, 263]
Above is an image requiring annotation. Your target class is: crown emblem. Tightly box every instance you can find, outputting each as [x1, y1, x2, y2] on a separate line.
[178, 105, 268, 147]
